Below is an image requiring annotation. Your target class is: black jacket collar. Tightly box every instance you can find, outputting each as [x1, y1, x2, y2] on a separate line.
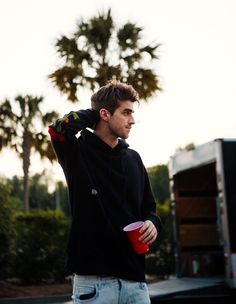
[80, 129, 129, 156]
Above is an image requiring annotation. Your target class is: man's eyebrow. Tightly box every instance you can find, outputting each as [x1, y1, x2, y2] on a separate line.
[123, 108, 134, 113]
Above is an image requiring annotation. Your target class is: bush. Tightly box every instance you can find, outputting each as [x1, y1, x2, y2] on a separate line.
[146, 201, 175, 279]
[14, 210, 70, 283]
[0, 180, 16, 279]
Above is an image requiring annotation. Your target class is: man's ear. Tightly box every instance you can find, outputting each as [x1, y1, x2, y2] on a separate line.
[99, 108, 111, 122]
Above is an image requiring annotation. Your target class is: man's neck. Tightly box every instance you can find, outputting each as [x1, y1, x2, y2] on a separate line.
[93, 127, 118, 149]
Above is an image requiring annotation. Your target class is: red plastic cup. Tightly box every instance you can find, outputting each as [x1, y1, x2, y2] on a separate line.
[123, 221, 149, 254]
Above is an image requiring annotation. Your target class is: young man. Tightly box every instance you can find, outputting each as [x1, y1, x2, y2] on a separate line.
[49, 80, 162, 303]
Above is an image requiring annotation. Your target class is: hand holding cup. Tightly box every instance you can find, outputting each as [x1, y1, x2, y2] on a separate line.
[123, 221, 149, 254]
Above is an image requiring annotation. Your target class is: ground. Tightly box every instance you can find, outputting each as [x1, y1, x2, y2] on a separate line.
[0, 276, 159, 299]
[0, 281, 72, 298]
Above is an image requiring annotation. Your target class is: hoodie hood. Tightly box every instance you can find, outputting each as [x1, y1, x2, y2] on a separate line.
[80, 129, 129, 156]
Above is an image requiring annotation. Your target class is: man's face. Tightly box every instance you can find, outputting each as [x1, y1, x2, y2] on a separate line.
[107, 100, 135, 139]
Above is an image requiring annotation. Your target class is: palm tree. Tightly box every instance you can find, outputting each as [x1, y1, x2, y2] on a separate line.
[0, 95, 58, 212]
[49, 9, 161, 102]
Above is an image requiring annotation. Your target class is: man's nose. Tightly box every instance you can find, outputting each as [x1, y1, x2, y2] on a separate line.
[130, 115, 135, 124]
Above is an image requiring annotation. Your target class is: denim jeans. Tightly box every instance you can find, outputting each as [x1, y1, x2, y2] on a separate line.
[72, 274, 151, 304]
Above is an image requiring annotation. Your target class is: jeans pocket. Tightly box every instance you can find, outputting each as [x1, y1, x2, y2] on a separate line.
[72, 283, 98, 303]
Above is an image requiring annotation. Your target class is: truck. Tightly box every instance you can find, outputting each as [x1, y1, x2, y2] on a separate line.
[168, 138, 236, 289]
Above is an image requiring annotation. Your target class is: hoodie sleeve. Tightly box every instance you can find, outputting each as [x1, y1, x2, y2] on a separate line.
[48, 109, 99, 141]
[48, 109, 99, 165]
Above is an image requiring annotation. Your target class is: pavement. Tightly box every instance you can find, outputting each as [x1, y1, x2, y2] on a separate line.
[0, 276, 229, 304]
[148, 276, 224, 299]
[0, 294, 71, 304]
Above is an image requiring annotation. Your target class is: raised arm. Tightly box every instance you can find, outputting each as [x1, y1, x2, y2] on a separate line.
[48, 109, 99, 165]
[48, 109, 99, 142]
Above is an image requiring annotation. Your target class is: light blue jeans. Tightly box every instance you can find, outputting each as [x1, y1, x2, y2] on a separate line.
[72, 274, 151, 304]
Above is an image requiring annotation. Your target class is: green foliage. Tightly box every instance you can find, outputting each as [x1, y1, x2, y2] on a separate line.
[5, 175, 23, 211]
[29, 173, 55, 210]
[0, 96, 57, 160]
[146, 200, 175, 278]
[0, 175, 71, 283]
[0, 95, 59, 212]
[176, 142, 196, 152]
[55, 181, 70, 217]
[14, 210, 70, 283]
[5, 173, 69, 213]
[49, 9, 161, 102]
[0, 179, 16, 279]
[146, 165, 175, 278]
[147, 164, 170, 204]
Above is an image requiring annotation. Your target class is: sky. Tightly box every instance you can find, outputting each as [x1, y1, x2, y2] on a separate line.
[1, 0, 236, 182]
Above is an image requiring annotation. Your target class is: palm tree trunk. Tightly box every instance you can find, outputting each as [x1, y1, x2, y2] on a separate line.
[22, 132, 31, 212]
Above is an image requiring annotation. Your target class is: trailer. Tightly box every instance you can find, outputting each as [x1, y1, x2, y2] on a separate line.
[169, 138, 236, 289]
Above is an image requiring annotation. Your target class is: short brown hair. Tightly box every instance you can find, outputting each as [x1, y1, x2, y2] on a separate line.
[91, 80, 139, 114]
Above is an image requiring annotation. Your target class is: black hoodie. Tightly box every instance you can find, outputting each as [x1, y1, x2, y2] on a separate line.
[49, 109, 162, 282]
